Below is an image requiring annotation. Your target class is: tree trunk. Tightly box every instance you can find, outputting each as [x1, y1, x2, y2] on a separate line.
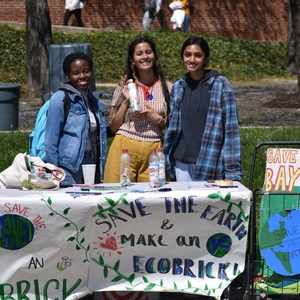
[288, 0, 297, 75]
[25, 0, 52, 99]
[290, 0, 300, 91]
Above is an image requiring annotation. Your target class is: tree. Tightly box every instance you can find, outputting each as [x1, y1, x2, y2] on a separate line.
[289, 0, 300, 91]
[25, 0, 52, 99]
[288, 1, 296, 76]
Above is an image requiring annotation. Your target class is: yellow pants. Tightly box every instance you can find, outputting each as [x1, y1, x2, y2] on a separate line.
[104, 135, 162, 183]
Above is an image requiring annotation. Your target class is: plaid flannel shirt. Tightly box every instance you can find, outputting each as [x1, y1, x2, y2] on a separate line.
[163, 73, 243, 181]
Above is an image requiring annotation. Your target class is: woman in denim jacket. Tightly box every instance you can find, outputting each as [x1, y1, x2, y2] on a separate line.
[45, 52, 107, 186]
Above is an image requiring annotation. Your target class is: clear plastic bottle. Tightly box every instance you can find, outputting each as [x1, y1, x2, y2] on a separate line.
[149, 149, 160, 188]
[127, 79, 140, 112]
[120, 149, 131, 186]
[157, 147, 166, 186]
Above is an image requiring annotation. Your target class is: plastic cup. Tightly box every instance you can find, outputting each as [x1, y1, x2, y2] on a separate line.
[82, 164, 96, 185]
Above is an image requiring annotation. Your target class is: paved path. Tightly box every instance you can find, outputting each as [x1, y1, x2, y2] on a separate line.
[18, 80, 299, 131]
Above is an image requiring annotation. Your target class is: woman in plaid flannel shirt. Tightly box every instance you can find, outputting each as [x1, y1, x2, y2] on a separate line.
[163, 36, 243, 182]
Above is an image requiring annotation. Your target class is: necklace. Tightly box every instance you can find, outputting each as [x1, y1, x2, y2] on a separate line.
[136, 78, 159, 101]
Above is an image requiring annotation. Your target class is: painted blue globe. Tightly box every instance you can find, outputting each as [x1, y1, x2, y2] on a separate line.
[206, 233, 232, 258]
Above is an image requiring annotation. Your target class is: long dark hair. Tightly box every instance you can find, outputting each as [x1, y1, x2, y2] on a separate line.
[125, 37, 170, 117]
[181, 36, 210, 63]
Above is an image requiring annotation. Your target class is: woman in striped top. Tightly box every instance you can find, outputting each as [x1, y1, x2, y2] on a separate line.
[104, 37, 172, 183]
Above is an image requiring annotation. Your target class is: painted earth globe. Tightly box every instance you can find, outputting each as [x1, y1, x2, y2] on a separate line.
[206, 233, 232, 258]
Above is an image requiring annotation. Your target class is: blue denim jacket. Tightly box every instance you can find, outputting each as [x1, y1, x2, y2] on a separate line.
[45, 89, 107, 180]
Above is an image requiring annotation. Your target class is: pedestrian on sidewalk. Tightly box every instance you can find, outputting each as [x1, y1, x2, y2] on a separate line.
[141, 0, 165, 31]
[63, 0, 84, 27]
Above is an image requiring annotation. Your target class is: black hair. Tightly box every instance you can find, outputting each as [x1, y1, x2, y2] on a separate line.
[180, 37, 210, 60]
[62, 52, 93, 75]
[124, 37, 170, 117]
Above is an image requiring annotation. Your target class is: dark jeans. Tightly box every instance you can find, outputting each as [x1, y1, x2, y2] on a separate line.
[63, 9, 84, 27]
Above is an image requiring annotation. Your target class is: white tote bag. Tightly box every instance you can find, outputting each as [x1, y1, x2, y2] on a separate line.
[0, 153, 65, 190]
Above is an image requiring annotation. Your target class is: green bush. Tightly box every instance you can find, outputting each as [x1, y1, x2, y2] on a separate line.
[1, 127, 299, 191]
[0, 24, 289, 97]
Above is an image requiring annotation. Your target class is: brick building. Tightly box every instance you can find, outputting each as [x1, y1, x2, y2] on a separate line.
[0, 0, 289, 42]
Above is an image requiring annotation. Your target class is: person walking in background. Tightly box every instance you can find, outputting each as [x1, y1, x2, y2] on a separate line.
[45, 52, 107, 186]
[182, 0, 192, 33]
[169, 0, 185, 31]
[164, 37, 243, 182]
[141, 0, 165, 31]
[104, 37, 172, 183]
[63, 0, 84, 27]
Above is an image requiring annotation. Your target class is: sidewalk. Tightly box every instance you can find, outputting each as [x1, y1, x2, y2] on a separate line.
[18, 80, 299, 130]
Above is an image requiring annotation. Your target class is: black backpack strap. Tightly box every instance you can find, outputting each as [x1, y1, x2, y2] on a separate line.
[63, 90, 71, 122]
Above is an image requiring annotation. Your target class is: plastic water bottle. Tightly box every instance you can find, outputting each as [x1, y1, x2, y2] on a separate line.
[157, 147, 166, 186]
[127, 79, 140, 112]
[120, 149, 131, 186]
[149, 149, 160, 188]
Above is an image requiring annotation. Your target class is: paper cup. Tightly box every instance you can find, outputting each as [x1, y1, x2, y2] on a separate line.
[82, 164, 96, 185]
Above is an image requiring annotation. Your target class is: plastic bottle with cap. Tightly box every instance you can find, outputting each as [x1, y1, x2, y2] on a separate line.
[157, 147, 166, 186]
[120, 149, 131, 186]
[149, 149, 160, 188]
[127, 79, 140, 112]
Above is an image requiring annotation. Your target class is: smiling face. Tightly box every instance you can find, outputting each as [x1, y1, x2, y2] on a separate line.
[131, 42, 155, 72]
[183, 44, 210, 80]
[67, 59, 92, 90]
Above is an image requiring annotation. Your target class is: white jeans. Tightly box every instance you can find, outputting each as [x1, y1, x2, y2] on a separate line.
[175, 160, 196, 181]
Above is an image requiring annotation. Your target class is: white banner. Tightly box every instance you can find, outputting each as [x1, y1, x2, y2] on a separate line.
[0, 188, 251, 299]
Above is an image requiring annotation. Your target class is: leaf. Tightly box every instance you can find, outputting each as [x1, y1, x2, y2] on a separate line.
[98, 212, 108, 219]
[67, 236, 75, 242]
[218, 281, 222, 288]
[106, 198, 115, 206]
[224, 193, 231, 202]
[64, 223, 71, 227]
[113, 260, 120, 271]
[104, 266, 108, 278]
[194, 288, 199, 293]
[187, 281, 192, 288]
[144, 283, 156, 290]
[173, 282, 177, 290]
[108, 208, 118, 215]
[76, 244, 81, 250]
[142, 276, 149, 283]
[80, 226, 86, 232]
[128, 273, 135, 284]
[160, 279, 163, 287]
[97, 204, 104, 212]
[204, 284, 208, 291]
[99, 255, 104, 266]
[111, 275, 122, 282]
[63, 207, 71, 215]
[120, 197, 129, 205]
[49, 212, 54, 216]
[80, 237, 85, 244]
[226, 203, 233, 213]
[207, 193, 220, 199]
[47, 197, 52, 205]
